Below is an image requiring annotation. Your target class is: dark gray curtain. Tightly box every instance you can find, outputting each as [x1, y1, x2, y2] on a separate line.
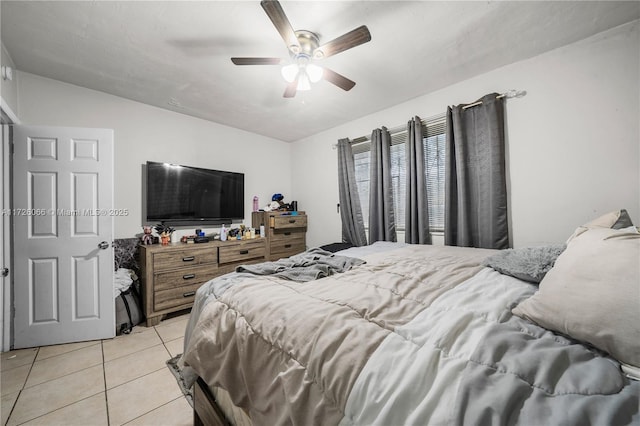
[337, 138, 367, 246]
[369, 127, 397, 243]
[405, 116, 431, 244]
[445, 93, 509, 249]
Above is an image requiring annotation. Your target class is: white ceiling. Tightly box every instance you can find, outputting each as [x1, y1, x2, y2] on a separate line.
[2, 1, 638, 142]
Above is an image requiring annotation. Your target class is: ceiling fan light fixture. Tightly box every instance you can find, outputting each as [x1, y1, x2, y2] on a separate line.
[281, 63, 299, 83]
[297, 71, 311, 91]
[306, 63, 323, 83]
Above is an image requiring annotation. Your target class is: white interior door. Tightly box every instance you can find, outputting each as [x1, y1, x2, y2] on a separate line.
[13, 125, 115, 348]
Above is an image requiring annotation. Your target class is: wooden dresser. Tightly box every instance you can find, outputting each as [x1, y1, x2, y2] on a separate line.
[139, 238, 265, 326]
[252, 211, 307, 261]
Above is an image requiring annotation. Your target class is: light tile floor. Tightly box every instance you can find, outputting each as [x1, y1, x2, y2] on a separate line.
[1, 313, 192, 426]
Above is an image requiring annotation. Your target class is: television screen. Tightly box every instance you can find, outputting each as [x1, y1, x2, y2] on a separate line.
[145, 161, 244, 225]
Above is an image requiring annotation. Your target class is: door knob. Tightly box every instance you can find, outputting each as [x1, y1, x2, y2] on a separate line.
[98, 241, 109, 250]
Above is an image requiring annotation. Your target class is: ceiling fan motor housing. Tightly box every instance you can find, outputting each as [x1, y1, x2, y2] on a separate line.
[292, 30, 322, 61]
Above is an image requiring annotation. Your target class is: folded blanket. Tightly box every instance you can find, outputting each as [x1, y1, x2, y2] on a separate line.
[236, 248, 365, 282]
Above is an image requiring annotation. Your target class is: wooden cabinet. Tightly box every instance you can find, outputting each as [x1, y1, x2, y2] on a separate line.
[252, 211, 307, 261]
[140, 238, 265, 326]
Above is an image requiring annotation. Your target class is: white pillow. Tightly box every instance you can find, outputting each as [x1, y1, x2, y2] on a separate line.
[513, 227, 640, 369]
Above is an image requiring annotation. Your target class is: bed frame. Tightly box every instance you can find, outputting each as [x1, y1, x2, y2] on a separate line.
[194, 377, 233, 426]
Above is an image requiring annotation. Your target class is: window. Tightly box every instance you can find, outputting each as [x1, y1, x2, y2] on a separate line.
[352, 115, 446, 232]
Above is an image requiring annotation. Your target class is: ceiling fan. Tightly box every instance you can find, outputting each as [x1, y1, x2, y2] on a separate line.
[231, 0, 372, 98]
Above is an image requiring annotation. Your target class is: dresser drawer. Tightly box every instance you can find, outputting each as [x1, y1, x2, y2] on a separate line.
[219, 241, 266, 265]
[271, 215, 307, 230]
[270, 231, 305, 244]
[153, 264, 218, 291]
[270, 239, 306, 259]
[217, 256, 265, 275]
[154, 282, 202, 312]
[153, 247, 217, 272]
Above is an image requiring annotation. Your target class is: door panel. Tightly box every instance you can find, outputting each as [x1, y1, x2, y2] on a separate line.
[29, 171, 58, 236]
[30, 257, 58, 322]
[73, 255, 100, 319]
[13, 125, 115, 348]
[72, 172, 99, 235]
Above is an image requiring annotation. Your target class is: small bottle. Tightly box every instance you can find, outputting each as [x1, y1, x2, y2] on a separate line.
[250, 227, 255, 239]
[220, 224, 227, 241]
[260, 224, 265, 238]
[253, 196, 259, 212]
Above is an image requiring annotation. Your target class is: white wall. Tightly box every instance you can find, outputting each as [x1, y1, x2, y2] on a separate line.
[17, 73, 292, 239]
[292, 20, 640, 248]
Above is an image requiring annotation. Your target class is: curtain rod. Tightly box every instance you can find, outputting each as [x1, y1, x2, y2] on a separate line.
[333, 89, 526, 149]
[332, 112, 446, 149]
[460, 89, 527, 110]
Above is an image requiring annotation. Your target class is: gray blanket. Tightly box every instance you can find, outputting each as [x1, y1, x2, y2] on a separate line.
[235, 248, 365, 282]
[455, 315, 639, 425]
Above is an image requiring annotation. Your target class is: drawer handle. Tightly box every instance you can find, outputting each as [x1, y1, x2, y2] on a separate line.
[182, 256, 195, 262]
[183, 274, 196, 280]
[284, 232, 291, 236]
[284, 244, 292, 248]
[288, 219, 296, 223]
[183, 291, 196, 298]
[239, 250, 249, 255]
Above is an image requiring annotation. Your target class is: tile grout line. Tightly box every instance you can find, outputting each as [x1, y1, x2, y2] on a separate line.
[120, 395, 188, 426]
[103, 341, 167, 364]
[21, 360, 105, 391]
[155, 324, 194, 414]
[10, 393, 107, 426]
[102, 339, 111, 426]
[105, 366, 169, 393]
[4, 346, 40, 426]
[34, 341, 102, 363]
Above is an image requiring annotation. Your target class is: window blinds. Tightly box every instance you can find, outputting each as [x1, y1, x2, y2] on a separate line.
[352, 114, 446, 232]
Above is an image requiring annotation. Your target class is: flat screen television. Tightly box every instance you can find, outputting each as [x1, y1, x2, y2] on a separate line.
[144, 161, 244, 226]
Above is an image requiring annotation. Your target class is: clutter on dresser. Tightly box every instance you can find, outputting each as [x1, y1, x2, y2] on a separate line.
[154, 223, 175, 245]
[261, 193, 298, 212]
[140, 225, 155, 245]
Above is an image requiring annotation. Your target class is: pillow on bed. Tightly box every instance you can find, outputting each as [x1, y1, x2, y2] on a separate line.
[483, 244, 566, 283]
[567, 209, 634, 242]
[512, 227, 640, 369]
[584, 209, 633, 229]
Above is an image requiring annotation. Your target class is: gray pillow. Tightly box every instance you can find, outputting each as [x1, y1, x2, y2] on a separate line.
[483, 244, 566, 283]
[612, 208, 633, 229]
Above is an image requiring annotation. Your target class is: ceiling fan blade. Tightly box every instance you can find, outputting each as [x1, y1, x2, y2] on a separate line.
[323, 68, 356, 91]
[283, 79, 298, 98]
[260, 0, 301, 54]
[231, 57, 283, 65]
[314, 25, 371, 58]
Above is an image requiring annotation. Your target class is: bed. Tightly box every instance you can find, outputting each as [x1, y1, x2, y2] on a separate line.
[180, 212, 639, 426]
